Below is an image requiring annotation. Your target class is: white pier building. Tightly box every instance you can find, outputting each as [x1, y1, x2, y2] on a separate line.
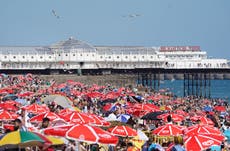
[0, 37, 228, 73]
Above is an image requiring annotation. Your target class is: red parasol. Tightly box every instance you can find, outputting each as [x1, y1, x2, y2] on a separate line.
[0, 110, 18, 121]
[86, 92, 103, 98]
[0, 103, 19, 111]
[43, 125, 73, 137]
[29, 112, 65, 123]
[199, 117, 214, 126]
[214, 106, 226, 112]
[22, 104, 49, 114]
[18, 91, 34, 97]
[88, 114, 111, 127]
[184, 133, 224, 151]
[184, 125, 221, 136]
[66, 124, 118, 146]
[60, 111, 94, 124]
[157, 113, 184, 122]
[108, 126, 137, 137]
[152, 124, 184, 136]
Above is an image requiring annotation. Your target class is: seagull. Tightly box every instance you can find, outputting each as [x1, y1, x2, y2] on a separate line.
[123, 14, 141, 18]
[52, 9, 60, 19]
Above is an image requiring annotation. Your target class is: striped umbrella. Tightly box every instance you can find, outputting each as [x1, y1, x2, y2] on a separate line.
[0, 131, 46, 147]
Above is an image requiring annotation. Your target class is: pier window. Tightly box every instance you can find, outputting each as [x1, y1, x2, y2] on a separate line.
[80, 54, 82, 56]
[58, 54, 61, 56]
[142, 56, 144, 59]
[125, 56, 128, 59]
[49, 56, 52, 59]
[31, 56, 34, 59]
[117, 56, 119, 59]
[108, 56, 111, 59]
[150, 56, 153, 59]
[73, 54, 75, 56]
[40, 56, 43, 59]
[134, 56, 136, 59]
[100, 56, 103, 59]
[65, 54, 68, 56]
[22, 56, 25, 59]
[13, 56, 16, 59]
[4, 56, 7, 59]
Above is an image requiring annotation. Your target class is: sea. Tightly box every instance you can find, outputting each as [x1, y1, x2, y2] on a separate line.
[159, 80, 230, 101]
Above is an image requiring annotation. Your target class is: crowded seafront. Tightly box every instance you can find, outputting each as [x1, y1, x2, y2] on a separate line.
[0, 73, 230, 151]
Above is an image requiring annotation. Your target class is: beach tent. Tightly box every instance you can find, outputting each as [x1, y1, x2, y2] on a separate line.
[42, 95, 73, 109]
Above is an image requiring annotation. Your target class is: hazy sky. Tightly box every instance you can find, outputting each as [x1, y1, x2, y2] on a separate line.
[0, 0, 229, 59]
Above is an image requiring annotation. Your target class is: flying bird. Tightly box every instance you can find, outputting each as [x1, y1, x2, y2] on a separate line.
[52, 9, 60, 19]
[122, 14, 141, 18]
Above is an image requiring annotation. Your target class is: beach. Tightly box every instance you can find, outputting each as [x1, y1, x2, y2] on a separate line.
[0, 73, 229, 151]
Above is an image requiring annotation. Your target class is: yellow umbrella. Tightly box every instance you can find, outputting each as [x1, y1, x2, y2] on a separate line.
[73, 106, 81, 112]
[46, 136, 64, 145]
[130, 136, 145, 149]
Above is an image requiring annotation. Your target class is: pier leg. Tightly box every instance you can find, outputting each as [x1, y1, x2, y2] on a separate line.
[192, 74, 194, 96]
[157, 72, 160, 91]
[184, 74, 186, 97]
[154, 73, 156, 90]
[204, 74, 207, 98]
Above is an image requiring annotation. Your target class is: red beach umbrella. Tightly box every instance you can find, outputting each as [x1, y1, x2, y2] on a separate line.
[0, 110, 18, 121]
[184, 125, 221, 136]
[3, 100, 20, 106]
[175, 110, 188, 116]
[88, 114, 111, 127]
[66, 124, 118, 146]
[18, 91, 34, 97]
[43, 125, 73, 137]
[199, 117, 214, 126]
[0, 103, 19, 111]
[108, 126, 137, 137]
[158, 113, 184, 122]
[152, 124, 184, 136]
[61, 111, 94, 124]
[184, 133, 224, 151]
[86, 92, 103, 98]
[214, 106, 226, 112]
[29, 112, 65, 123]
[22, 104, 49, 114]
[59, 108, 74, 115]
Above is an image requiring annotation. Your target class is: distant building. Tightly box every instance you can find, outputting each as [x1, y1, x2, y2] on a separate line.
[0, 37, 228, 74]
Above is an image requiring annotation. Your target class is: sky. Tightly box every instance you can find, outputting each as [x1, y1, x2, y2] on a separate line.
[0, 0, 230, 59]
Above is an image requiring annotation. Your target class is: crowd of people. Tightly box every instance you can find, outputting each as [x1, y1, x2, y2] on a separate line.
[0, 73, 230, 151]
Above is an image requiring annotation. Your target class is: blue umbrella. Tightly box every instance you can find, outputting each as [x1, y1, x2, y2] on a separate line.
[224, 129, 230, 141]
[148, 143, 164, 151]
[15, 98, 27, 105]
[117, 114, 131, 123]
[210, 145, 221, 151]
[203, 105, 212, 112]
[2, 94, 18, 101]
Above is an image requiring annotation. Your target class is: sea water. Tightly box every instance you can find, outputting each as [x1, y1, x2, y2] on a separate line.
[159, 80, 230, 100]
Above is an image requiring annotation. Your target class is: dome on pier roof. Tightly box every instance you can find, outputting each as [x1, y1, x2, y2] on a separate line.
[50, 37, 96, 52]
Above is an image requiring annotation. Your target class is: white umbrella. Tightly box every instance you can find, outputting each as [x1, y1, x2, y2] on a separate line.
[137, 129, 149, 141]
[104, 113, 119, 121]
